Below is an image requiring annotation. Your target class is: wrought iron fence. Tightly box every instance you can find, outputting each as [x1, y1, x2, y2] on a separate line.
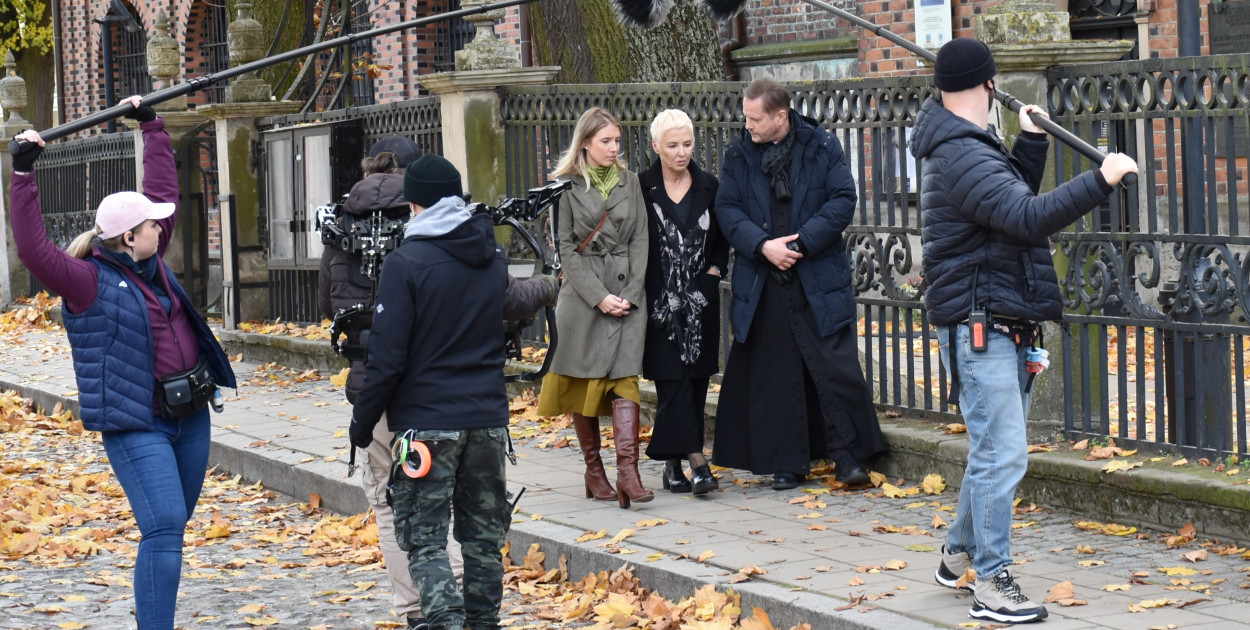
[500, 79, 940, 417]
[1048, 53, 1250, 459]
[30, 133, 137, 296]
[261, 96, 443, 158]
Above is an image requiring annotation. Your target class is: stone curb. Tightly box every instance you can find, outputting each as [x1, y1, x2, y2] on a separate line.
[506, 519, 940, 630]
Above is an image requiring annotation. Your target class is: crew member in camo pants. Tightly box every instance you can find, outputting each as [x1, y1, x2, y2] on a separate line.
[348, 154, 553, 630]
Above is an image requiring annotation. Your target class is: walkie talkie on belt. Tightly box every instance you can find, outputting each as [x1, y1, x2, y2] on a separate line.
[968, 309, 988, 352]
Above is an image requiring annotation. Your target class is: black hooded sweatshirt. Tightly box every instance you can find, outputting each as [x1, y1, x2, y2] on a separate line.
[351, 202, 512, 433]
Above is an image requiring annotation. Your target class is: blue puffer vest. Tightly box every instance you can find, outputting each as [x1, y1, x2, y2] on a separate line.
[63, 257, 236, 432]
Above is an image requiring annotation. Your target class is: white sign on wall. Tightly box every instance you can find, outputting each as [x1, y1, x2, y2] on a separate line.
[916, 0, 953, 49]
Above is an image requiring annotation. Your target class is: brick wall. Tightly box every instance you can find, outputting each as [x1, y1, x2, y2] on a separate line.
[55, 0, 525, 134]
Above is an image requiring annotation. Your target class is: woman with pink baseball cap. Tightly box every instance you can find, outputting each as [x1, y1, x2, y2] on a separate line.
[9, 95, 236, 630]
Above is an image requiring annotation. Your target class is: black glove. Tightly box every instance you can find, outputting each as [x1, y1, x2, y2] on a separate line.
[125, 103, 158, 123]
[10, 141, 42, 173]
[349, 417, 374, 449]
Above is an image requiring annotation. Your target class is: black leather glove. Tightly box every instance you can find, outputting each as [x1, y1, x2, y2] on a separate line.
[10, 141, 42, 173]
[125, 102, 158, 123]
[349, 417, 374, 449]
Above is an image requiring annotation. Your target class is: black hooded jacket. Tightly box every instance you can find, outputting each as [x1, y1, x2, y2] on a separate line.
[910, 97, 1113, 326]
[351, 206, 515, 433]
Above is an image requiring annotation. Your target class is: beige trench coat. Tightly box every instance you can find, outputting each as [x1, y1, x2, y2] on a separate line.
[549, 170, 649, 380]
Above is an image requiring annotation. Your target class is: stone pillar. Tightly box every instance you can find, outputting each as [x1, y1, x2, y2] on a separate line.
[199, 102, 300, 328]
[419, 7, 558, 207]
[966, 0, 1133, 440]
[0, 51, 34, 306]
[147, 10, 187, 113]
[226, 1, 271, 103]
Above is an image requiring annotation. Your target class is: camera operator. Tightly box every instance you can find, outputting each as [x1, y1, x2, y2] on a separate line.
[348, 154, 553, 630]
[320, 135, 452, 629]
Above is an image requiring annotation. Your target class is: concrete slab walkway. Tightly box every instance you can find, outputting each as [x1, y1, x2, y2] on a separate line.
[3, 325, 1250, 629]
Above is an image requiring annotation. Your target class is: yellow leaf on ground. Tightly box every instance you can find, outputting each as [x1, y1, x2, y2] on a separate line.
[237, 603, 265, 614]
[1103, 584, 1132, 591]
[1102, 459, 1143, 473]
[868, 471, 887, 487]
[1172, 458, 1189, 466]
[921, 474, 946, 495]
[244, 617, 280, 626]
[697, 550, 716, 562]
[575, 529, 606, 543]
[1160, 566, 1198, 576]
[329, 368, 350, 388]
[56, 623, 87, 630]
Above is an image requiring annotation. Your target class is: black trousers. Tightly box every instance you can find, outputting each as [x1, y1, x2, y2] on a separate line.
[645, 372, 710, 461]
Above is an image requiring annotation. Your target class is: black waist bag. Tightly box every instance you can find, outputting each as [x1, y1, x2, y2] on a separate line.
[156, 358, 216, 419]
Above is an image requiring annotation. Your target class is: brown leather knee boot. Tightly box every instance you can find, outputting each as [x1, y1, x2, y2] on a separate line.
[611, 398, 654, 509]
[571, 413, 615, 501]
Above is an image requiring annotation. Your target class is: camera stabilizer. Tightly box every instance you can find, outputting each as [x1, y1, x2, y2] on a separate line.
[468, 180, 570, 383]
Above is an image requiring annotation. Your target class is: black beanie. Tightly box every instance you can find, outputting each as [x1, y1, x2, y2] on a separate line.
[934, 38, 997, 92]
[369, 135, 422, 168]
[403, 154, 463, 208]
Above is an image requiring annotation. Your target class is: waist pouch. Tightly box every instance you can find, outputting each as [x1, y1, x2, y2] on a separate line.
[155, 357, 216, 419]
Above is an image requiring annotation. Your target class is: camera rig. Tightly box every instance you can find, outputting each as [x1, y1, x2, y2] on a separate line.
[317, 195, 410, 361]
[321, 180, 569, 384]
[468, 180, 570, 383]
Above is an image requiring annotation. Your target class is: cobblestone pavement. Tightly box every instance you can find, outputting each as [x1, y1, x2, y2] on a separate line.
[0, 413, 596, 630]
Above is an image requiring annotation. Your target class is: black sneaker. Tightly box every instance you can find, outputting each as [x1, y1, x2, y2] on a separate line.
[407, 616, 429, 630]
[970, 570, 1048, 623]
[935, 544, 974, 591]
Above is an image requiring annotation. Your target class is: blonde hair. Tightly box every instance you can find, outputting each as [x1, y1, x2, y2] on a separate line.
[550, 107, 626, 187]
[65, 226, 130, 259]
[649, 109, 694, 145]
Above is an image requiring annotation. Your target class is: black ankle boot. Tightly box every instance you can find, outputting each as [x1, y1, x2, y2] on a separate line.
[690, 463, 719, 496]
[661, 460, 692, 493]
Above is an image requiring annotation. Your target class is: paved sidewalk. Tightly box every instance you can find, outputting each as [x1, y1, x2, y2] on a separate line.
[4, 326, 1250, 629]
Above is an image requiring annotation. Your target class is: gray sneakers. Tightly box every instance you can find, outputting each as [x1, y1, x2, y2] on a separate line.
[970, 570, 1048, 623]
[934, 544, 974, 591]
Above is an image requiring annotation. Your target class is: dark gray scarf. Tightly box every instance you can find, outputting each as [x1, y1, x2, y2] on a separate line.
[758, 126, 795, 202]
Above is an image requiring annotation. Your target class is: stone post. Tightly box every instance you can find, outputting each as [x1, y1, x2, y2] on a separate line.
[147, 10, 187, 113]
[198, 101, 300, 329]
[967, 0, 1134, 441]
[419, 5, 559, 208]
[226, 1, 270, 103]
[0, 51, 34, 306]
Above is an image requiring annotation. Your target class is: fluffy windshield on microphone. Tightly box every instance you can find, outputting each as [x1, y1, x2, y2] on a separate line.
[612, 0, 750, 27]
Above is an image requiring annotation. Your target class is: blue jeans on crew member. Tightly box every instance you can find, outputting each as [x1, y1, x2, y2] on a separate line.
[100, 407, 211, 630]
[937, 325, 1032, 581]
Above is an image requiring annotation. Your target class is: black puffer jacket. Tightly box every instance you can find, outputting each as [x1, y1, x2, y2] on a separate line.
[318, 172, 409, 402]
[911, 98, 1113, 326]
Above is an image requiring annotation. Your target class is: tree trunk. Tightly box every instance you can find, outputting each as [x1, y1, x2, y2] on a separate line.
[17, 49, 54, 132]
[528, 0, 723, 83]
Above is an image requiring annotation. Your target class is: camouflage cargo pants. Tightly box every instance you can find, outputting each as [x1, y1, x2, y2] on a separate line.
[390, 427, 509, 630]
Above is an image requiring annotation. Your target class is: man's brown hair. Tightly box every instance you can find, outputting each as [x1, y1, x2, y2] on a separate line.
[744, 78, 791, 115]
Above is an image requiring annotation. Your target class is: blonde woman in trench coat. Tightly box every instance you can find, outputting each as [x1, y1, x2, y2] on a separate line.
[537, 107, 652, 509]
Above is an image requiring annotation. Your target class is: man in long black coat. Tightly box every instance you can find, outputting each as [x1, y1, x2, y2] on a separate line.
[712, 78, 887, 490]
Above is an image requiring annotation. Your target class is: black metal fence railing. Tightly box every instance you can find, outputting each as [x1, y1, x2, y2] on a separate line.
[31, 133, 137, 296]
[500, 79, 939, 416]
[1048, 53, 1250, 459]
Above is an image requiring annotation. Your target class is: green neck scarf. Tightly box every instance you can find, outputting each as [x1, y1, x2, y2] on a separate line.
[587, 165, 619, 201]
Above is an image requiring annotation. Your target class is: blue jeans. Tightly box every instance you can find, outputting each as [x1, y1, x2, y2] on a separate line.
[937, 325, 1032, 580]
[101, 408, 211, 630]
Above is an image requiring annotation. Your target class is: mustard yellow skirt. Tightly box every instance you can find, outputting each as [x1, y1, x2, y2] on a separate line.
[536, 373, 641, 417]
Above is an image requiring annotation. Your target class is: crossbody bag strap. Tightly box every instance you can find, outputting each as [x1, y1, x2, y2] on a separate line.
[576, 208, 612, 253]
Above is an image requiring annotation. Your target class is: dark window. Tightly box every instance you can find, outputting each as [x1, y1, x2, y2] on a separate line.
[199, 1, 231, 104]
[111, 2, 151, 99]
[349, 2, 376, 106]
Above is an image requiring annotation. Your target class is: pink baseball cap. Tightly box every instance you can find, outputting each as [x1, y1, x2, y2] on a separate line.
[95, 191, 176, 239]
